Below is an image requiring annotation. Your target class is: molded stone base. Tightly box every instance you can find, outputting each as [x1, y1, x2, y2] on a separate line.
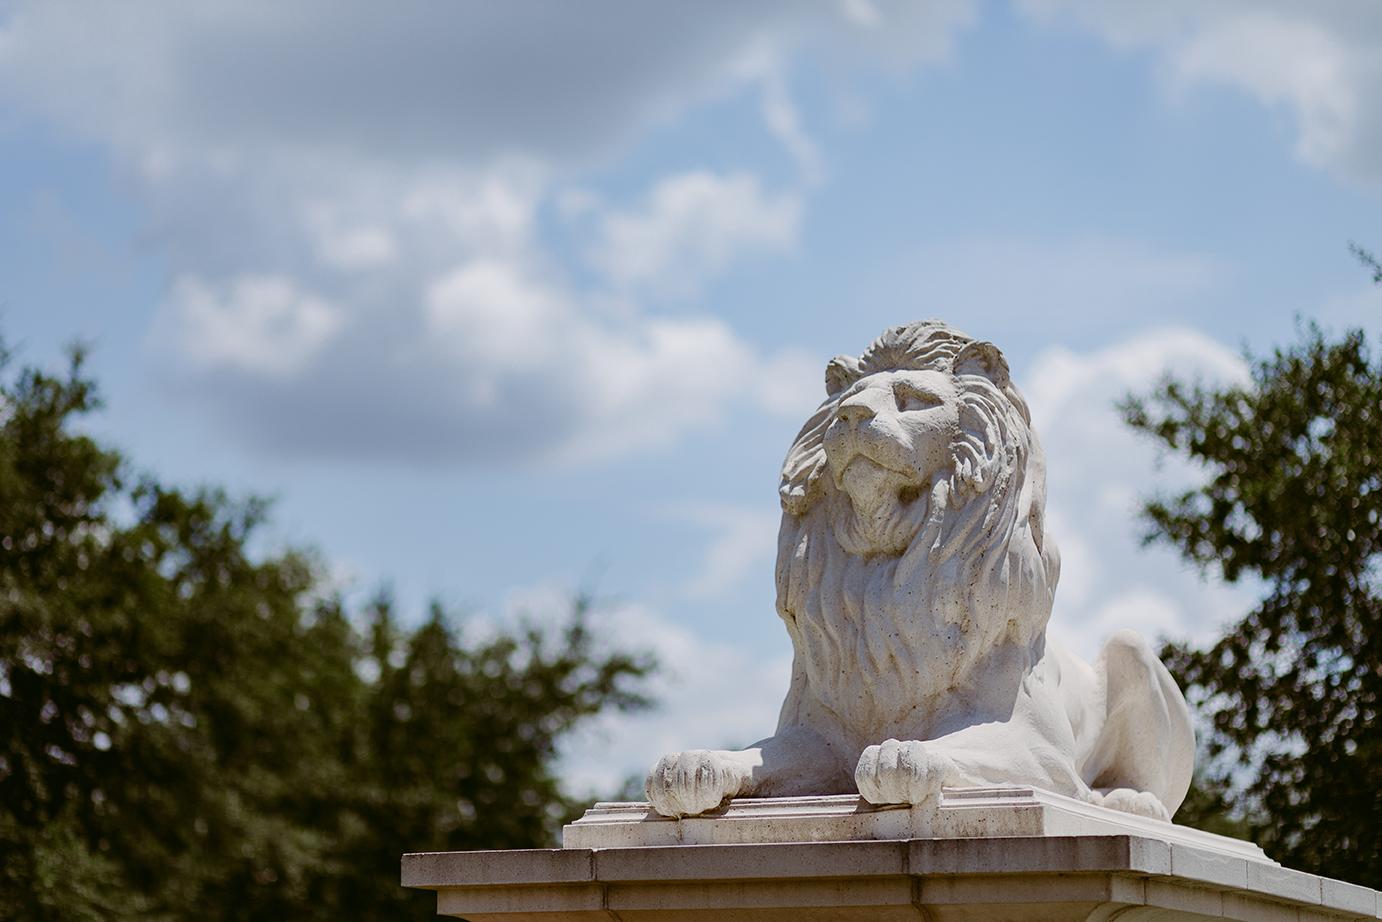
[563, 786, 1271, 863]
[403, 833, 1380, 921]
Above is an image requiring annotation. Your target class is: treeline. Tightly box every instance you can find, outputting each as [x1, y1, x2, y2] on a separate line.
[0, 346, 653, 921]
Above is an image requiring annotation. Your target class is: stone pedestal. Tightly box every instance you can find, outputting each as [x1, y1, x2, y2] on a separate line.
[402, 787, 1379, 921]
[563, 787, 1272, 857]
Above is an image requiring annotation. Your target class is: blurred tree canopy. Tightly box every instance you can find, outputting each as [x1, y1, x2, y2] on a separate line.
[0, 344, 654, 920]
[1122, 249, 1381, 886]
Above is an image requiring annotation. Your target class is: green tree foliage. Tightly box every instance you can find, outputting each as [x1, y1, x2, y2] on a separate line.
[0, 345, 653, 920]
[1122, 252, 1381, 886]
[1353, 242, 1382, 285]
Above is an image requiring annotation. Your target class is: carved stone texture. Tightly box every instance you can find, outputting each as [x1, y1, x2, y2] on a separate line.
[646, 320, 1196, 821]
[565, 788, 1273, 859]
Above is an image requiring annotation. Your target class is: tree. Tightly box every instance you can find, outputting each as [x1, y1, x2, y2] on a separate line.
[0, 342, 653, 920]
[1121, 250, 1382, 886]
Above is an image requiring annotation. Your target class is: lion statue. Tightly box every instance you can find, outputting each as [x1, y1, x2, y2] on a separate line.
[646, 320, 1195, 821]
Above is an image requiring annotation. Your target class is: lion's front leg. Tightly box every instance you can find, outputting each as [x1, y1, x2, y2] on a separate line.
[854, 709, 1088, 806]
[647, 725, 849, 817]
[645, 748, 758, 817]
[854, 738, 964, 805]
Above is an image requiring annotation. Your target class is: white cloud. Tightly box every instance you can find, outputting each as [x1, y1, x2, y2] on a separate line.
[840, 0, 883, 30]
[754, 350, 826, 418]
[559, 314, 815, 464]
[0, 1, 976, 169]
[1082, 588, 1184, 650]
[0, 3, 981, 467]
[671, 504, 782, 599]
[1027, 327, 1259, 662]
[117, 147, 821, 466]
[476, 584, 793, 796]
[1024, 326, 1248, 413]
[761, 69, 826, 185]
[318, 225, 396, 272]
[1016, 1, 1382, 186]
[588, 171, 803, 297]
[158, 274, 342, 378]
[146, 212, 818, 465]
[425, 261, 564, 374]
[398, 167, 545, 258]
[1173, 15, 1355, 170]
[305, 207, 397, 271]
[554, 597, 793, 796]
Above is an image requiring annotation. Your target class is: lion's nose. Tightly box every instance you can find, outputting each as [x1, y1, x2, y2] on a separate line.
[837, 402, 873, 425]
[837, 389, 888, 424]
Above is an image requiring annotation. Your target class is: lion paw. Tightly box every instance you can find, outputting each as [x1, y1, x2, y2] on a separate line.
[645, 750, 746, 817]
[1091, 787, 1171, 822]
[855, 739, 957, 805]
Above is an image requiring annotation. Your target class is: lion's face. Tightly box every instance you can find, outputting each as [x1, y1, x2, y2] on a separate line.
[822, 368, 960, 555]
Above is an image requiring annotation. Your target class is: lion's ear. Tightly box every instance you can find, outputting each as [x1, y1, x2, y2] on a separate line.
[954, 340, 1010, 388]
[825, 355, 861, 396]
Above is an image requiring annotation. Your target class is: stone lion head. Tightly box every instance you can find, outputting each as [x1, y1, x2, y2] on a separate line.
[775, 321, 1061, 734]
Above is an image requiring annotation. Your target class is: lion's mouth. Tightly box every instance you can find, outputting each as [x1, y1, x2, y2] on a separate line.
[834, 451, 917, 490]
[835, 453, 924, 516]
[828, 455, 931, 558]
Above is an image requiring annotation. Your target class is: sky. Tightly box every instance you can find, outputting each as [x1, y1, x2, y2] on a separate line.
[1, 1, 1380, 794]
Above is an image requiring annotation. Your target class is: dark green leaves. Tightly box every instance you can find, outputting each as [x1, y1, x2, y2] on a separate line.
[0, 343, 654, 920]
[1122, 250, 1382, 886]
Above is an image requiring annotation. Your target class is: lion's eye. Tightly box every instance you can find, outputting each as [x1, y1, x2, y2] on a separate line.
[895, 387, 942, 412]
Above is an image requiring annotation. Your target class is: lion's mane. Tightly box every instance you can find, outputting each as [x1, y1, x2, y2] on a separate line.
[774, 321, 1061, 735]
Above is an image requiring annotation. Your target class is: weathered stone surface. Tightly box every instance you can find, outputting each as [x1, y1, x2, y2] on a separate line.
[643, 321, 1195, 823]
[402, 834, 1381, 921]
[563, 787, 1272, 862]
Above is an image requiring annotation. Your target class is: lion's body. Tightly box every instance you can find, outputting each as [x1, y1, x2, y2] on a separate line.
[646, 321, 1195, 821]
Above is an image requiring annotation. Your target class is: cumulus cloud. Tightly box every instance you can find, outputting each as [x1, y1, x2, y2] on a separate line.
[588, 171, 803, 297]
[425, 261, 565, 375]
[153, 269, 818, 466]
[0, 1, 975, 169]
[671, 503, 782, 599]
[546, 595, 792, 795]
[157, 274, 342, 378]
[31, 100, 818, 466]
[136, 161, 822, 467]
[761, 69, 827, 186]
[135, 160, 810, 465]
[1017, 1, 1382, 186]
[558, 314, 816, 464]
[1026, 327, 1259, 661]
[0, 1, 978, 467]
[304, 211, 397, 272]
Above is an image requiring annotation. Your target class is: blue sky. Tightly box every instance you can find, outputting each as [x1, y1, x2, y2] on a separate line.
[2, 1, 1380, 791]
